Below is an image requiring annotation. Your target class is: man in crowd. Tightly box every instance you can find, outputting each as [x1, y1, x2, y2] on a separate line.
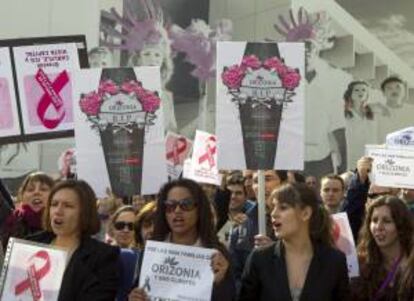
[242, 169, 256, 201]
[320, 174, 345, 214]
[217, 173, 257, 290]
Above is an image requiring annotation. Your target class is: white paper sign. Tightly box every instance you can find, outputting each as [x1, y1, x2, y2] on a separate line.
[189, 130, 220, 185]
[166, 132, 193, 180]
[73, 67, 167, 197]
[139, 240, 215, 301]
[386, 127, 414, 147]
[365, 145, 414, 189]
[12, 43, 80, 134]
[0, 47, 20, 137]
[216, 41, 305, 170]
[332, 213, 359, 278]
[0, 238, 68, 301]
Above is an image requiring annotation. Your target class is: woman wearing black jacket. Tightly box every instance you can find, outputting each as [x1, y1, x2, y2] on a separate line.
[30, 179, 120, 301]
[128, 179, 236, 301]
[239, 183, 349, 301]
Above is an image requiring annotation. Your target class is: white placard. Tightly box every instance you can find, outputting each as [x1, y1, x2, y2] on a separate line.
[73, 67, 167, 197]
[12, 43, 80, 134]
[166, 132, 193, 180]
[365, 144, 414, 189]
[216, 41, 305, 170]
[0, 238, 68, 301]
[386, 127, 414, 147]
[332, 213, 359, 278]
[0, 47, 20, 137]
[139, 240, 215, 301]
[189, 130, 220, 185]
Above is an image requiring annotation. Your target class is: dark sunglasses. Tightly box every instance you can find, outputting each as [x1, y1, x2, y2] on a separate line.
[114, 221, 134, 231]
[164, 198, 197, 213]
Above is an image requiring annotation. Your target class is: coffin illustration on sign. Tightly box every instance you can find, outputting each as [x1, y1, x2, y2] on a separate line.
[221, 43, 301, 169]
[79, 68, 160, 196]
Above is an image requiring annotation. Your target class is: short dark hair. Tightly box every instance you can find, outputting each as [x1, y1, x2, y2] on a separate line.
[321, 174, 345, 191]
[226, 173, 247, 194]
[381, 76, 403, 92]
[43, 180, 100, 237]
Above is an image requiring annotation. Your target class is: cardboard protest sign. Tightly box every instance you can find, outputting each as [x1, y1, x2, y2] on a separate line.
[216, 41, 305, 170]
[139, 240, 214, 301]
[366, 145, 414, 189]
[166, 132, 192, 180]
[0, 238, 68, 301]
[74, 67, 167, 197]
[332, 213, 359, 278]
[0, 35, 88, 143]
[189, 130, 220, 185]
[0, 47, 20, 138]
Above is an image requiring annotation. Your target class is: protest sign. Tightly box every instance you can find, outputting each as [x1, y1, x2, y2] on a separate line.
[189, 130, 220, 185]
[0, 47, 20, 138]
[216, 41, 305, 170]
[366, 145, 414, 189]
[386, 127, 414, 147]
[166, 132, 192, 180]
[139, 240, 214, 301]
[332, 213, 359, 278]
[0, 238, 68, 301]
[74, 67, 167, 197]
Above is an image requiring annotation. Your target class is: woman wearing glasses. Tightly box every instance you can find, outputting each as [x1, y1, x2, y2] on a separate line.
[110, 206, 136, 248]
[128, 178, 236, 301]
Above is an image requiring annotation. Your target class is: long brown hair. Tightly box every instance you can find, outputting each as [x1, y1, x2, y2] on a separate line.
[271, 182, 334, 247]
[357, 196, 413, 297]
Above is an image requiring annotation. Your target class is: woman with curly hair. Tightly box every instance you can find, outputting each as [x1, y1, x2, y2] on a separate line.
[351, 196, 414, 300]
[128, 178, 235, 301]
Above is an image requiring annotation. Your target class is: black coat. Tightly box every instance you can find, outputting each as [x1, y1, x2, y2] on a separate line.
[239, 241, 350, 301]
[29, 231, 120, 301]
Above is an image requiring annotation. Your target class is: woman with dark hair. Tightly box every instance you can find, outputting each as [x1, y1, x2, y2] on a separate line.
[109, 205, 136, 248]
[351, 196, 413, 301]
[128, 178, 236, 301]
[29, 179, 120, 301]
[1, 172, 54, 249]
[240, 183, 349, 301]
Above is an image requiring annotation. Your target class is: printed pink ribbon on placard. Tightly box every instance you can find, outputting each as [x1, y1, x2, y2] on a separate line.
[198, 136, 217, 168]
[166, 137, 188, 166]
[15, 250, 51, 300]
[35, 68, 69, 129]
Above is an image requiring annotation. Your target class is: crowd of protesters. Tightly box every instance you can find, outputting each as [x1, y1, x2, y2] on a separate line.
[1, 155, 414, 301]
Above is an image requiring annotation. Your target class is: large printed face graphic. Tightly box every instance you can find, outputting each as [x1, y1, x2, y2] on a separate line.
[383, 80, 405, 108]
[138, 45, 164, 67]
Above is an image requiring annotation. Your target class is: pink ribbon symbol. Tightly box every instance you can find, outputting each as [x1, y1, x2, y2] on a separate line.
[166, 137, 188, 166]
[35, 69, 69, 129]
[198, 136, 217, 169]
[15, 250, 51, 300]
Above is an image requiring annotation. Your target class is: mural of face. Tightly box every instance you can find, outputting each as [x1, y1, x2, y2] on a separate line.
[88, 47, 114, 68]
[383, 80, 405, 108]
[138, 44, 164, 67]
[351, 83, 369, 104]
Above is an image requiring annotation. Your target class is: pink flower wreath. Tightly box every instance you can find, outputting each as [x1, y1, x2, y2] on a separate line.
[221, 55, 301, 91]
[79, 79, 161, 117]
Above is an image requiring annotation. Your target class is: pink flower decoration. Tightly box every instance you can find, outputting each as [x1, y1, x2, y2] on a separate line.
[80, 91, 102, 116]
[241, 55, 261, 70]
[282, 71, 301, 90]
[222, 65, 245, 89]
[263, 57, 288, 76]
[139, 91, 161, 113]
[98, 80, 118, 95]
[121, 80, 143, 95]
